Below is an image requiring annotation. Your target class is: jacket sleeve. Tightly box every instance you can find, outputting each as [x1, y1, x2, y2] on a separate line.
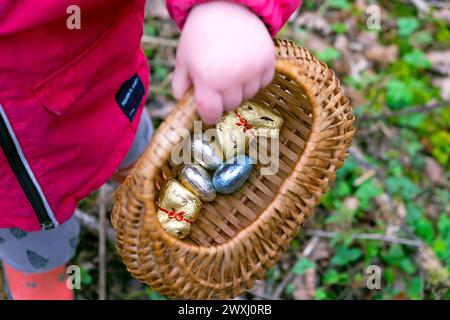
[166, 0, 301, 36]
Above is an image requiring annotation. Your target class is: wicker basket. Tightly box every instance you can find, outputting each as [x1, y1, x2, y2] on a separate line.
[111, 39, 355, 299]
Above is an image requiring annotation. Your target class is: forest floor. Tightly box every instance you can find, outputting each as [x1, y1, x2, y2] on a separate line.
[1, 0, 449, 300]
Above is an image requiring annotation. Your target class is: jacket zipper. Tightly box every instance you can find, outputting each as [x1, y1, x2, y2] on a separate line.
[0, 104, 57, 230]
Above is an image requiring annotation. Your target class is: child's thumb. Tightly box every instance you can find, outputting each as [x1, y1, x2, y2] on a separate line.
[172, 66, 191, 100]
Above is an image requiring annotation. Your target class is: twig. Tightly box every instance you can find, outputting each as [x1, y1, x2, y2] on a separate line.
[317, 0, 330, 17]
[424, 0, 450, 9]
[420, 269, 425, 300]
[358, 101, 450, 122]
[348, 146, 374, 171]
[246, 291, 276, 300]
[304, 229, 424, 247]
[272, 271, 293, 300]
[141, 35, 178, 48]
[98, 186, 108, 300]
[149, 86, 173, 96]
[409, 0, 430, 13]
[353, 169, 376, 187]
[74, 209, 116, 242]
[272, 236, 320, 299]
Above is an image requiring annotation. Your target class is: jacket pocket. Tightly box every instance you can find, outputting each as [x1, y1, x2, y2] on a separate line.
[31, 1, 142, 116]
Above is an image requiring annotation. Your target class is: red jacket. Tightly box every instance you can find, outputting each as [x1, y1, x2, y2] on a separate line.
[0, 0, 300, 231]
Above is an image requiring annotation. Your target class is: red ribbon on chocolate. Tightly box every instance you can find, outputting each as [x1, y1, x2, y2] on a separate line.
[159, 207, 192, 224]
[234, 111, 256, 137]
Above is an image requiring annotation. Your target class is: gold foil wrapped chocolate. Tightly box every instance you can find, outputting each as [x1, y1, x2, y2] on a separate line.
[216, 114, 251, 160]
[157, 179, 202, 239]
[191, 135, 224, 170]
[179, 164, 216, 202]
[238, 101, 284, 137]
[216, 101, 284, 159]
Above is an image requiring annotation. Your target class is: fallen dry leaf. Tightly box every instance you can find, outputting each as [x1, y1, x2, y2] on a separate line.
[417, 246, 450, 298]
[304, 34, 329, 53]
[427, 50, 450, 75]
[357, 31, 378, 48]
[146, 0, 169, 19]
[433, 8, 450, 24]
[295, 12, 331, 35]
[424, 156, 444, 184]
[365, 44, 398, 65]
[308, 240, 331, 262]
[355, 0, 368, 11]
[345, 86, 367, 107]
[426, 204, 441, 220]
[293, 268, 316, 300]
[432, 77, 450, 100]
[356, 32, 398, 65]
[344, 197, 360, 210]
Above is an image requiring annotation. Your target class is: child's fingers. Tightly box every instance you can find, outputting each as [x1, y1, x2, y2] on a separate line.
[194, 82, 224, 124]
[172, 65, 191, 100]
[243, 78, 260, 100]
[261, 67, 275, 88]
[222, 86, 243, 112]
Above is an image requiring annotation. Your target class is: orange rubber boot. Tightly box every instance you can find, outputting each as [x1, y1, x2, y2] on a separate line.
[3, 263, 74, 300]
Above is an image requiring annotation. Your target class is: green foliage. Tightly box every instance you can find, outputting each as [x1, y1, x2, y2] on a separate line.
[80, 267, 93, 286]
[386, 175, 420, 199]
[382, 245, 417, 274]
[153, 62, 169, 81]
[315, 288, 328, 300]
[386, 79, 414, 109]
[430, 131, 450, 168]
[412, 30, 434, 46]
[323, 269, 349, 285]
[292, 257, 316, 275]
[331, 23, 348, 34]
[71, 1, 450, 301]
[406, 277, 422, 300]
[145, 287, 167, 300]
[355, 179, 383, 210]
[402, 50, 431, 69]
[397, 17, 420, 37]
[329, 0, 351, 10]
[385, 76, 434, 110]
[435, 19, 450, 43]
[143, 24, 157, 36]
[316, 47, 342, 64]
[433, 213, 450, 267]
[331, 245, 363, 266]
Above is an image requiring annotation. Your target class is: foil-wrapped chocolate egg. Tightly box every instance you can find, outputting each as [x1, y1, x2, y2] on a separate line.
[216, 112, 253, 160]
[179, 164, 216, 202]
[192, 135, 224, 170]
[212, 155, 253, 194]
[237, 101, 284, 138]
[216, 101, 284, 160]
[157, 179, 202, 239]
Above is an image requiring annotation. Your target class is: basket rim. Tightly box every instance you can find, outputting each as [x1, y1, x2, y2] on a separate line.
[142, 58, 321, 253]
[112, 39, 356, 298]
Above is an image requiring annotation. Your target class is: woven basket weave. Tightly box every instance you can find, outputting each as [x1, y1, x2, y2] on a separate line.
[111, 39, 355, 299]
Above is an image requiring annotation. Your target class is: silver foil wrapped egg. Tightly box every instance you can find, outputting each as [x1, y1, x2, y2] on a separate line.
[212, 155, 253, 194]
[192, 135, 224, 170]
[179, 164, 216, 202]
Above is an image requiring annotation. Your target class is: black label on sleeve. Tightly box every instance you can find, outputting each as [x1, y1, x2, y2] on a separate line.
[115, 73, 145, 121]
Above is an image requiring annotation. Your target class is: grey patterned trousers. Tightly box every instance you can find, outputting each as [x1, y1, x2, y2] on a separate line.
[0, 108, 153, 273]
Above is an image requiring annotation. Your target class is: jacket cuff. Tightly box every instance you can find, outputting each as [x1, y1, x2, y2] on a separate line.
[166, 0, 301, 36]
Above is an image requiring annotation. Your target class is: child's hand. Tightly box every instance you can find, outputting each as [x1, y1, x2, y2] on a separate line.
[172, 1, 275, 124]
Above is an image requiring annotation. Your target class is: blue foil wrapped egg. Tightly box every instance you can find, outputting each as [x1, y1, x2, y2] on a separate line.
[212, 155, 253, 194]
